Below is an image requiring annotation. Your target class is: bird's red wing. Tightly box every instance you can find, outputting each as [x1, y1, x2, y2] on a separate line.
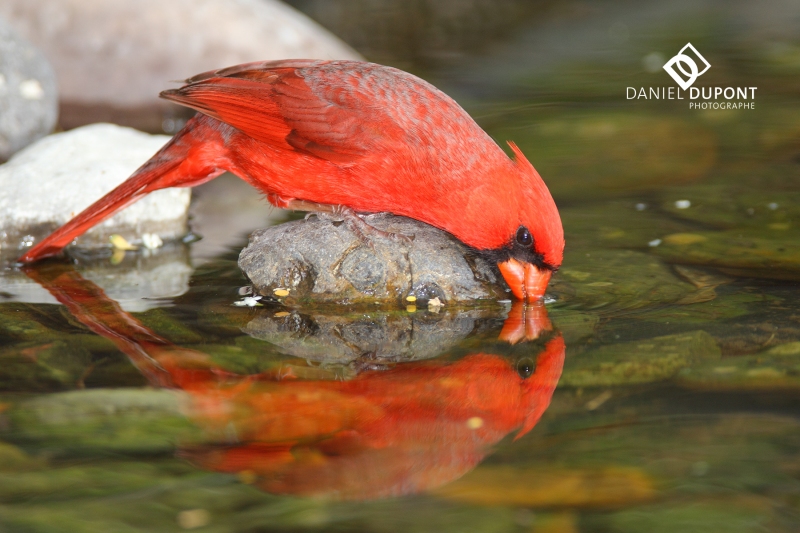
[182, 59, 325, 85]
[161, 63, 402, 165]
[160, 75, 293, 148]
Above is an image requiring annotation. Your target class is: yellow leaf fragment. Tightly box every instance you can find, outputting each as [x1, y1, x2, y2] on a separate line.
[109, 234, 138, 250]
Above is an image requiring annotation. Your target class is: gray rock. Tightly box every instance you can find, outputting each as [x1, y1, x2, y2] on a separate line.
[243, 307, 494, 366]
[0, 123, 191, 261]
[0, 0, 362, 132]
[239, 214, 510, 303]
[0, 18, 57, 160]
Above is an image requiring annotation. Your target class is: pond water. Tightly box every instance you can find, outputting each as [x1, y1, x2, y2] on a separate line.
[2, 1, 800, 531]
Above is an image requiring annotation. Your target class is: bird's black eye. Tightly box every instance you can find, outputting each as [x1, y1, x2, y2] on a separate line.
[515, 226, 533, 247]
[516, 357, 535, 379]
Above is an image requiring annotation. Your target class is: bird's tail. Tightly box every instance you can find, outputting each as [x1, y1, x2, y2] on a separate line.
[18, 115, 229, 263]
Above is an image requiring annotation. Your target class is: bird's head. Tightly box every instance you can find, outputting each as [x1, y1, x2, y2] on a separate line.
[515, 334, 565, 439]
[494, 142, 564, 303]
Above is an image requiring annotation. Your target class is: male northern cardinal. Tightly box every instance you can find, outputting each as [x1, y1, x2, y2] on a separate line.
[18, 60, 564, 301]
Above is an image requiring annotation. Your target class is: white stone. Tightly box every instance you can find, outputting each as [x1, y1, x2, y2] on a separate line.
[0, 123, 191, 255]
[0, 0, 362, 109]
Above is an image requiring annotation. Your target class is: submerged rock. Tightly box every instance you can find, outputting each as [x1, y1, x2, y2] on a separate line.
[607, 502, 772, 533]
[239, 214, 509, 303]
[659, 183, 800, 231]
[560, 330, 721, 387]
[548, 249, 697, 312]
[649, 179, 800, 280]
[677, 342, 800, 391]
[0, 340, 92, 392]
[5, 388, 198, 454]
[514, 407, 800, 525]
[0, 0, 361, 131]
[547, 308, 599, 344]
[652, 230, 800, 281]
[0, 302, 64, 343]
[0, 18, 57, 160]
[0, 124, 190, 260]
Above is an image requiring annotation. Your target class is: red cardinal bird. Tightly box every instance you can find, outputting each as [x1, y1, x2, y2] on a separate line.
[18, 60, 564, 301]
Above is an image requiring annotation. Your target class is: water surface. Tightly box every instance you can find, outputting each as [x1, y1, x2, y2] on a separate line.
[1, 1, 800, 531]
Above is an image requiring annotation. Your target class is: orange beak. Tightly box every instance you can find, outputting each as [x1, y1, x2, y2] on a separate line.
[498, 259, 552, 303]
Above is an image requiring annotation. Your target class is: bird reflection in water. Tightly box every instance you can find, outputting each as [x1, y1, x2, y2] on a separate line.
[24, 264, 564, 500]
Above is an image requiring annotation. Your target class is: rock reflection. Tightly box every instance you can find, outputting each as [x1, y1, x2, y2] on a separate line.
[243, 300, 554, 369]
[3, 243, 192, 311]
[24, 264, 564, 500]
[243, 307, 497, 366]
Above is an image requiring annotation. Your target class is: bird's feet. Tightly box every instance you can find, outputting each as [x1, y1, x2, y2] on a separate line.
[350, 351, 395, 373]
[332, 206, 414, 248]
[287, 200, 413, 247]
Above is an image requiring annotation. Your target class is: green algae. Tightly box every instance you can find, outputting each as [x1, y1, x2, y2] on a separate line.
[0, 303, 66, 343]
[137, 307, 206, 344]
[0, 493, 519, 533]
[521, 411, 800, 503]
[659, 184, 800, 231]
[184, 342, 286, 375]
[652, 230, 800, 281]
[0, 340, 93, 392]
[605, 503, 775, 533]
[5, 389, 200, 455]
[0, 441, 43, 472]
[677, 341, 800, 391]
[548, 308, 599, 344]
[631, 290, 764, 325]
[550, 249, 697, 312]
[561, 330, 720, 387]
